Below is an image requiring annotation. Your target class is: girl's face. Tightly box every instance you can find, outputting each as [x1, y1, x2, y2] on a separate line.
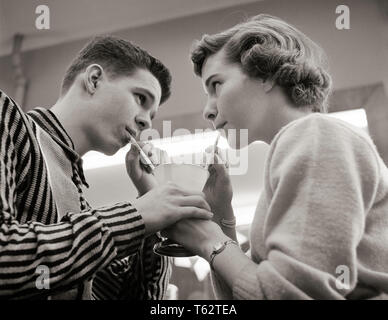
[201, 49, 277, 148]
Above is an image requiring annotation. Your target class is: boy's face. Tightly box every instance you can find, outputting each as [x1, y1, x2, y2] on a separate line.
[88, 68, 161, 155]
[201, 49, 274, 147]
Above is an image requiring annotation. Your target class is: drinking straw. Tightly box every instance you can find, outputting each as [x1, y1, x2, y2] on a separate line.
[211, 123, 221, 155]
[129, 135, 156, 172]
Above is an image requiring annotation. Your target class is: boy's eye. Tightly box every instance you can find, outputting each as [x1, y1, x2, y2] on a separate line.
[135, 93, 146, 105]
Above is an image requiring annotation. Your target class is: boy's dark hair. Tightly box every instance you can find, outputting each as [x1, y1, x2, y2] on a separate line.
[61, 35, 171, 105]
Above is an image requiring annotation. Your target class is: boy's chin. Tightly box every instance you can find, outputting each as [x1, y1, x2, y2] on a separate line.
[101, 141, 121, 156]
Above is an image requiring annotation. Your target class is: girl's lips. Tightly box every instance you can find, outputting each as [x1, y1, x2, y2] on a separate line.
[216, 122, 227, 130]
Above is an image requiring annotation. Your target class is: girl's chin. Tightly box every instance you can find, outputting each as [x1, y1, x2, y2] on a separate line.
[225, 130, 250, 150]
[233, 142, 252, 150]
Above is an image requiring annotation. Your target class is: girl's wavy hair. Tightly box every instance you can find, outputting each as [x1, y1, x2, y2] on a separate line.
[191, 14, 332, 112]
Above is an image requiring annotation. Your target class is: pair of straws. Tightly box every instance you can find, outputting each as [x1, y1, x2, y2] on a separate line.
[129, 124, 221, 174]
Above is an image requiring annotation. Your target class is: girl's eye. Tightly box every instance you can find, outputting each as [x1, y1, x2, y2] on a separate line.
[212, 81, 221, 94]
[135, 93, 146, 105]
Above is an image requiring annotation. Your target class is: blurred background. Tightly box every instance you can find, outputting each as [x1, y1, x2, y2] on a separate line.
[1, 0, 388, 299]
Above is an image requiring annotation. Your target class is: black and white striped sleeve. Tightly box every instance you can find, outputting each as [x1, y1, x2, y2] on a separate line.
[91, 235, 172, 300]
[0, 91, 145, 299]
[142, 235, 172, 300]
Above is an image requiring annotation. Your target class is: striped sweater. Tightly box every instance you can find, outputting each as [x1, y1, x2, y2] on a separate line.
[0, 89, 171, 299]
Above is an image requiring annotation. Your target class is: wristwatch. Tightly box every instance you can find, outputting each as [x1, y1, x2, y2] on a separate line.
[209, 239, 238, 271]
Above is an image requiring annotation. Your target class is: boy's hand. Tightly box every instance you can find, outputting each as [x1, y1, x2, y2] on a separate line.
[125, 142, 168, 196]
[133, 182, 213, 236]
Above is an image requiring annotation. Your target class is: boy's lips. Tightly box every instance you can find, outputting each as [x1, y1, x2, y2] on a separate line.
[126, 127, 137, 139]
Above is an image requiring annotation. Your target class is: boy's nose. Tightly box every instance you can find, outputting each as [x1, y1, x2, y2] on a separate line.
[135, 116, 151, 131]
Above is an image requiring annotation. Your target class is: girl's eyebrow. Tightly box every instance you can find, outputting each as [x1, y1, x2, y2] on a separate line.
[204, 74, 219, 90]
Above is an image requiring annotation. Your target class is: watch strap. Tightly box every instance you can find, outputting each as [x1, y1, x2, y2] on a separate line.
[209, 239, 238, 271]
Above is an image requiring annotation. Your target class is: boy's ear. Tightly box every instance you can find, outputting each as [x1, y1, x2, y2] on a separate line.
[262, 78, 275, 93]
[83, 64, 103, 95]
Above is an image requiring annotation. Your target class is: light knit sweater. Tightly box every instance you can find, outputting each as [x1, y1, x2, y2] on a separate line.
[216, 113, 388, 300]
[35, 123, 94, 299]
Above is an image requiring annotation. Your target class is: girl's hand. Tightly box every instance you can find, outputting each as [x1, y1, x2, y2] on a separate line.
[202, 147, 234, 222]
[162, 218, 229, 259]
